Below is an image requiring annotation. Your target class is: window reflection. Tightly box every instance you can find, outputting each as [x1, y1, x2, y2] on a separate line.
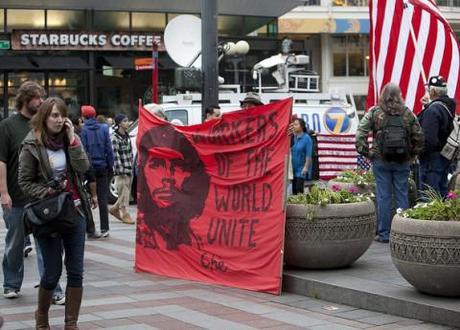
[7, 9, 45, 31]
[0, 10, 4, 32]
[94, 11, 129, 31]
[332, 35, 368, 77]
[47, 10, 85, 30]
[132, 12, 165, 31]
[48, 72, 85, 110]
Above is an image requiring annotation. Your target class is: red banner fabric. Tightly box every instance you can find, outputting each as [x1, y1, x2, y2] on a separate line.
[135, 98, 292, 294]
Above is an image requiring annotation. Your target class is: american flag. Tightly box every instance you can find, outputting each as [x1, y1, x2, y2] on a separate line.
[317, 134, 359, 180]
[367, 0, 460, 114]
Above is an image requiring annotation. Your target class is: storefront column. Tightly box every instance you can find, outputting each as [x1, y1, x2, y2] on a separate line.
[88, 51, 95, 106]
[2, 73, 7, 118]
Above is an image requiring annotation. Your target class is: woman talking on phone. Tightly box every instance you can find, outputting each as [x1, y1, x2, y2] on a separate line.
[18, 97, 89, 329]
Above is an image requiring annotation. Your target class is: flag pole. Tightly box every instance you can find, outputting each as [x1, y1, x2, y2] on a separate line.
[404, 1, 427, 85]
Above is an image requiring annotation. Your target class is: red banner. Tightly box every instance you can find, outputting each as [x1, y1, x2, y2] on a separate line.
[134, 98, 292, 294]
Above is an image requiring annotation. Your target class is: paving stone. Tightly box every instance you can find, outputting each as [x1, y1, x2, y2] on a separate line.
[358, 314, 408, 325]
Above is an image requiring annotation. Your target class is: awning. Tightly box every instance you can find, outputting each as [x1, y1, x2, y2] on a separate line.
[0, 56, 37, 70]
[103, 56, 134, 69]
[31, 56, 90, 70]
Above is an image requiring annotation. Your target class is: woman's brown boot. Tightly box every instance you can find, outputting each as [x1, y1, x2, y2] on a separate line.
[35, 287, 53, 330]
[64, 287, 83, 330]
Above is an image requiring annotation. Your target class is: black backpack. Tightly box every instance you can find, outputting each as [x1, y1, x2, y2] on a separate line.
[380, 112, 410, 162]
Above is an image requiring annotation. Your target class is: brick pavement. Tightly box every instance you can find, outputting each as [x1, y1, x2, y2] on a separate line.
[0, 206, 454, 329]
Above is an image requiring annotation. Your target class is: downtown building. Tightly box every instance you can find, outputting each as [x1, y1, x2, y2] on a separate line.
[0, 0, 301, 118]
[279, 0, 460, 113]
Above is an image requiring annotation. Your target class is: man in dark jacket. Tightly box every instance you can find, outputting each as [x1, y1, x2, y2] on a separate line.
[80, 105, 114, 237]
[418, 75, 457, 197]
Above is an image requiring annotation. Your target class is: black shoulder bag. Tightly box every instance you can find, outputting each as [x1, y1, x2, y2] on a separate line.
[23, 147, 82, 238]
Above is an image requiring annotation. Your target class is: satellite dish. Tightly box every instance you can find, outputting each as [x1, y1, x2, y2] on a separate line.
[164, 15, 202, 68]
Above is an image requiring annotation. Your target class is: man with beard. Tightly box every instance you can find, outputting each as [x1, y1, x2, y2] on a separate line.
[137, 125, 210, 250]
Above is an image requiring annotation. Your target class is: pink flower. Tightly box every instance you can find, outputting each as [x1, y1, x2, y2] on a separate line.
[348, 186, 359, 194]
[331, 184, 341, 192]
[447, 191, 458, 200]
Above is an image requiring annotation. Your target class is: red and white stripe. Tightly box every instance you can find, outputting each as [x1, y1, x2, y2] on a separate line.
[317, 134, 358, 180]
[367, 0, 460, 115]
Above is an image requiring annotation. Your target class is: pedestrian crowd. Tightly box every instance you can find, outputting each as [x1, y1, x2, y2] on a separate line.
[0, 77, 458, 329]
[0, 80, 135, 329]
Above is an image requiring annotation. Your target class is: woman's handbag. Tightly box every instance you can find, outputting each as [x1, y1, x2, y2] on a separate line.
[24, 191, 82, 238]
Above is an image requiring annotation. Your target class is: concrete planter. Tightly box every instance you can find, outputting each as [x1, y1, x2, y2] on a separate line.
[390, 215, 460, 297]
[285, 200, 376, 269]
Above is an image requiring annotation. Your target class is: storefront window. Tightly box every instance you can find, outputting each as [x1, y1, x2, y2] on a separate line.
[332, 35, 368, 77]
[94, 11, 129, 31]
[167, 13, 200, 23]
[7, 72, 45, 113]
[7, 9, 45, 31]
[132, 12, 166, 31]
[0, 73, 4, 119]
[219, 15, 244, 36]
[48, 72, 85, 110]
[47, 10, 85, 30]
[0, 10, 4, 32]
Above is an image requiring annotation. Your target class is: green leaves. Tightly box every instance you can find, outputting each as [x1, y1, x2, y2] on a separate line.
[402, 189, 460, 221]
[334, 169, 375, 187]
[287, 185, 371, 206]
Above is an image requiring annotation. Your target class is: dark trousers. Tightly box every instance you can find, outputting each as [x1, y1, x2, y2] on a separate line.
[36, 218, 86, 290]
[94, 168, 110, 232]
[292, 177, 305, 195]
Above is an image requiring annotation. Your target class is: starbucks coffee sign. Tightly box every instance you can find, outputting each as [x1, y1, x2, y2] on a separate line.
[11, 30, 163, 51]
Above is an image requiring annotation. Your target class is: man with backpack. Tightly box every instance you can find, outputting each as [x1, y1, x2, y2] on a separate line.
[356, 83, 424, 243]
[80, 105, 114, 237]
[418, 75, 457, 197]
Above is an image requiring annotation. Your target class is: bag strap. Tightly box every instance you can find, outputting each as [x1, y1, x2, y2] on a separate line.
[432, 101, 453, 120]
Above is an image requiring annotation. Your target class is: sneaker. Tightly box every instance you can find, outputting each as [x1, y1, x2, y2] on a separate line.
[374, 235, 389, 243]
[87, 231, 103, 240]
[101, 230, 110, 238]
[109, 206, 123, 221]
[24, 245, 33, 258]
[121, 213, 135, 225]
[52, 294, 66, 305]
[3, 288, 19, 299]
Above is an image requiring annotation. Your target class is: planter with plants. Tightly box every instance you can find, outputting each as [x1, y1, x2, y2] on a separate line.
[327, 169, 375, 194]
[390, 190, 460, 297]
[285, 186, 376, 269]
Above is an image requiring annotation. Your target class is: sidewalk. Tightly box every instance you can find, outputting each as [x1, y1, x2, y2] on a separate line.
[0, 206, 454, 329]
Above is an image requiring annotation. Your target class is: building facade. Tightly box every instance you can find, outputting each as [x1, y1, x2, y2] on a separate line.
[279, 0, 460, 112]
[0, 1, 300, 119]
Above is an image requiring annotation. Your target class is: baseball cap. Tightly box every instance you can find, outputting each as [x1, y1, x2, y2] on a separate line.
[426, 75, 447, 88]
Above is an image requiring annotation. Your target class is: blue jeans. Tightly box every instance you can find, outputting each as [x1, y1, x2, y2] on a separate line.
[373, 159, 411, 241]
[36, 217, 86, 290]
[2, 207, 25, 291]
[420, 152, 451, 198]
[35, 242, 64, 296]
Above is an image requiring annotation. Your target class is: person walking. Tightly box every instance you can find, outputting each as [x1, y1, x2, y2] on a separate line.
[418, 75, 457, 197]
[69, 112, 101, 240]
[18, 97, 89, 329]
[80, 105, 114, 237]
[356, 83, 424, 243]
[109, 114, 134, 224]
[290, 118, 313, 194]
[0, 82, 64, 305]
